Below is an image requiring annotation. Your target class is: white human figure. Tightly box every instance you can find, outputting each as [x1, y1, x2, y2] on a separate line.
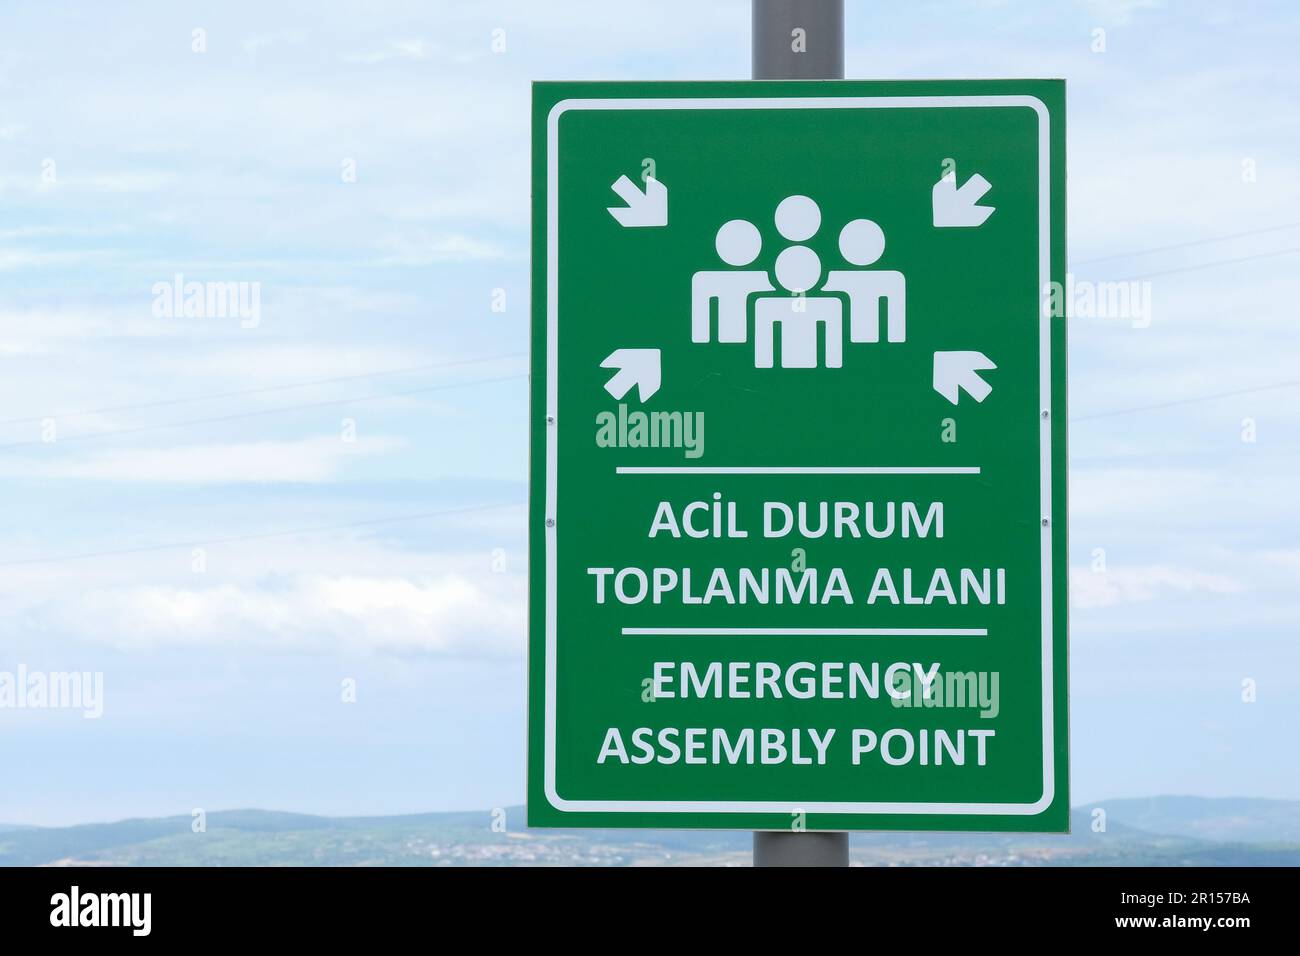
[753, 245, 843, 369]
[691, 220, 773, 343]
[821, 219, 906, 343]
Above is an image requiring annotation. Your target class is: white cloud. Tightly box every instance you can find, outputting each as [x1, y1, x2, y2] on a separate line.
[342, 39, 436, 64]
[1078, 0, 1164, 25]
[1070, 466, 1222, 518]
[1070, 563, 1245, 609]
[164, 342, 445, 382]
[0, 171, 175, 197]
[0, 249, 115, 271]
[1259, 550, 1300, 578]
[44, 571, 524, 657]
[0, 225, 128, 240]
[0, 305, 183, 348]
[240, 30, 307, 56]
[375, 232, 514, 264]
[0, 436, 405, 483]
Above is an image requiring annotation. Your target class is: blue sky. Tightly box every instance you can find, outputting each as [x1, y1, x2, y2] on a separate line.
[1, 0, 1298, 826]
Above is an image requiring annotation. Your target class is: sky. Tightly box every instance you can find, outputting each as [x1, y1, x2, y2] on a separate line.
[0, 0, 1298, 826]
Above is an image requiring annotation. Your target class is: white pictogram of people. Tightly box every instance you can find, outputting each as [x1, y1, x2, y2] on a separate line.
[690, 195, 905, 368]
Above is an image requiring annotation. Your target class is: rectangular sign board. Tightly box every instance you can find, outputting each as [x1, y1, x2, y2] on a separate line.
[529, 80, 1067, 832]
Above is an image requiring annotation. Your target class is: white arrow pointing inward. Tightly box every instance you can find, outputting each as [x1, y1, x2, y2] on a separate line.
[933, 351, 997, 404]
[932, 172, 995, 228]
[601, 348, 662, 402]
[607, 175, 668, 227]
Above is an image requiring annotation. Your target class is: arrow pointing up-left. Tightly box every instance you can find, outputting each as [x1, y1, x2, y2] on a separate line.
[601, 349, 661, 402]
[933, 351, 997, 404]
[607, 175, 668, 227]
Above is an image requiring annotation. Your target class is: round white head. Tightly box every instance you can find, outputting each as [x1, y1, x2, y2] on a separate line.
[774, 195, 821, 243]
[715, 219, 762, 266]
[774, 245, 821, 293]
[838, 218, 886, 266]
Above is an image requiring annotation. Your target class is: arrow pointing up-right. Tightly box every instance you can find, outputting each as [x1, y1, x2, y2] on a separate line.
[601, 348, 662, 402]
[932, 172, 995, 227]
[934, 351, 997, 404]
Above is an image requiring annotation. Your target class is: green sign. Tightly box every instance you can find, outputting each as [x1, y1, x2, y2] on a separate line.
[528, 80, 1067, 832]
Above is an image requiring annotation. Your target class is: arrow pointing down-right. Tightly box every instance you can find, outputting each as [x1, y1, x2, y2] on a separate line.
[607, 175, 668, 228]
[933, 351, 997, 404]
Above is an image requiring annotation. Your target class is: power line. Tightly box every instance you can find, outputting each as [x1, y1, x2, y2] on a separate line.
[1109, 246, 1300, 282]
[0, 500, 525, 568]
[1070, 222, 1300, 267]
[0, 351, 526, 427]
[0, 372, 528, 450]
[1072, 378, 1300, 422]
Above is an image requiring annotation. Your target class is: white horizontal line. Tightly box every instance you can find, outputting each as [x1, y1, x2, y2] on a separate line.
[621, 627, 988, 637]
[615, 466, 981, 475]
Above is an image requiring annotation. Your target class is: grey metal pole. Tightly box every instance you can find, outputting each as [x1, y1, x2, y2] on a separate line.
[752, 0, 844, 80]
[751, 0, 849, 869]
[753, 828, 849, 866]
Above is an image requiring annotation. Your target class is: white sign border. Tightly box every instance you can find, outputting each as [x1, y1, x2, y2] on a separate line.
[543, 94, 1055, 816]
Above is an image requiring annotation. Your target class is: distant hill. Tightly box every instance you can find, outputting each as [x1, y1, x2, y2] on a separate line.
[1088, 796, 1300, 843]
[2, 797, 1298, 867]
